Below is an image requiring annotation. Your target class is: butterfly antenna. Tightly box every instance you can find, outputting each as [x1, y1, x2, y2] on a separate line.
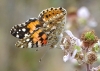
[39, 47, 51, 62]
[35, 47, 45, 51]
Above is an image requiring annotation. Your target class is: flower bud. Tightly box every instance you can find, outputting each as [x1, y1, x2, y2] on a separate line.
[75, 52, 84, 64]
[81, 30, 98, 48]
[86, 51, 97, 64]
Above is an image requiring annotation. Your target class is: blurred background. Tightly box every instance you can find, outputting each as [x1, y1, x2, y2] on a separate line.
[0, 0, 100, 71]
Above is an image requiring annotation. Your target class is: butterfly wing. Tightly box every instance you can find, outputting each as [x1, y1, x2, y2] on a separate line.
[10, 18, 41, 39]
[38, 7, 67, 48]
[38, 7, 66, 23]
[38, 7, 66, 36]
[15, 29, 48, 48]
[10, 7, 67, 48]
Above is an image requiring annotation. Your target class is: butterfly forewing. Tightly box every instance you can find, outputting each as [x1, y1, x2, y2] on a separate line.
[10, 18, 41, 39]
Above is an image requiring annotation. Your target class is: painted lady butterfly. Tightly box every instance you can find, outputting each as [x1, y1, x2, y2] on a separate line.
[10, 7, 66, 48]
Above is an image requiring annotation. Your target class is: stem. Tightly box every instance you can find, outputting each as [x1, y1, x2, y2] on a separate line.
[86, 47, 90, 71]
[86, 63, 90, 71]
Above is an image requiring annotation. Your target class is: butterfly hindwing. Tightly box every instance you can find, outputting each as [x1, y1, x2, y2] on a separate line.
[15, 29, 48, 48]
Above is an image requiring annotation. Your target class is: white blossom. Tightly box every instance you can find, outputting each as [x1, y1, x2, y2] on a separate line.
[97, 40, 100, 46]
[61, 30, 82, 62]
[60, 45, 64, 50]
[63, 54, 70, 62]
[70, 49, 77, 60]
[77, 6, 90, 19]
[65, 30, 82, 47]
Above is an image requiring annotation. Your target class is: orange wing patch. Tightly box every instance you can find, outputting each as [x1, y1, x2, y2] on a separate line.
[41, 34, 47, 44]
[31, 29, 42, 43]
[27, 19, 40, 33]
[31, 29, 47, 45]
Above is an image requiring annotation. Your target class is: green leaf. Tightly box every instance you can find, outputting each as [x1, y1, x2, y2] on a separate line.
[74, 45, 82, 52]
[93, 43, 100, 52]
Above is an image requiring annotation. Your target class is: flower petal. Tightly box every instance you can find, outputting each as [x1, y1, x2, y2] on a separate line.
[77, 6, 90, 19]
[75, 38, 82, 46]
[65, 30, 82, 46]
[63, 54, 70, 62]
[70, 49, 77, 60]
[65, 30, 74, 38]
[97, 40, 100, 46]
[60, 45, 64, 50]
[63, 38, 67, 44]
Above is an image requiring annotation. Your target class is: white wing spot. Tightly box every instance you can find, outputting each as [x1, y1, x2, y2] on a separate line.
[17, 32, 18, 33]
[23, 41, 25, 42]
[30, 18, 34, 20]
[16, 34, 19, 38]
[38, 41, 42, 47]
[20, 45, 24, 48]
[15, 25, 17, 27]
[22, 28, 26, 32]
[28, 42, 32, 48]
[26, 38, 30, 41]
[19, 29, 21, 31]
[22, 23, 26, 26]
[12, 27, 14, 29]
[18, 24, 22, 27]
[25, 34, 29, 37]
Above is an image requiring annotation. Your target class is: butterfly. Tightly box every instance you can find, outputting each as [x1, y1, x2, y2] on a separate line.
[10, 7, 66, 48]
